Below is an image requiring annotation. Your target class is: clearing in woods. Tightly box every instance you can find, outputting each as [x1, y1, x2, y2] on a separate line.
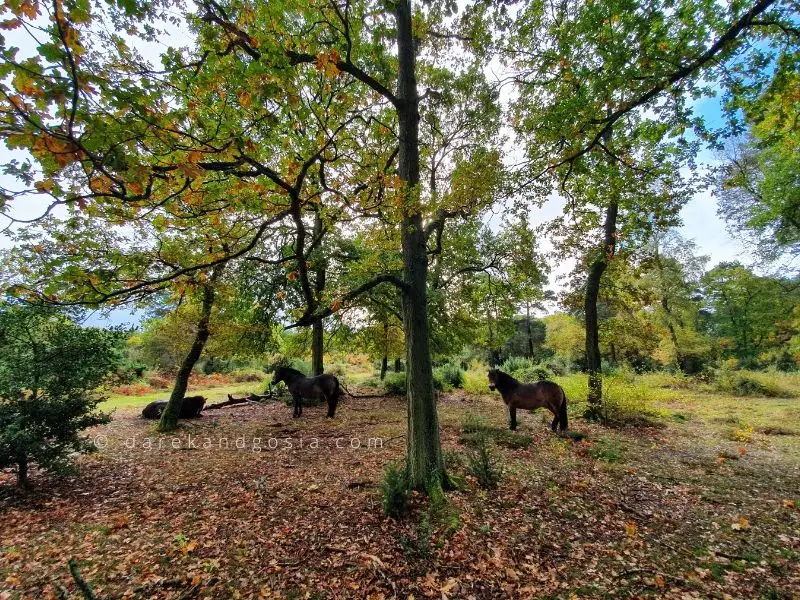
[0, 386, 798, 599]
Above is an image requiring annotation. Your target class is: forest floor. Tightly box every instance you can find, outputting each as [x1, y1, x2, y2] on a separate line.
[1, 384, 799, 599]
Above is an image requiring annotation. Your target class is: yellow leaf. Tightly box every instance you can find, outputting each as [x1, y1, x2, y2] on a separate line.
[181, 540, 197, 555]
[731, 516, 750, 531]
[625, 521, 638, 537]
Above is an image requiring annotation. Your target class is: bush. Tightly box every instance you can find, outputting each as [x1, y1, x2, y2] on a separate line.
[382, 371, 447, 395]
[544, 356, 573, 376]
[714, 370, 797, 398]
[465, 433, 503, 489]
[0, 305, 119, 487]
[380, 462, 410, 518]
[327, 362, 347, 377]
[463, 369, 489, 394]
[384, 372, 407, 395]
[501, 356, 532, 373]
[603, 377, 668, 426]
[435, 362, 465, 389]
[511, 364, 553, 383]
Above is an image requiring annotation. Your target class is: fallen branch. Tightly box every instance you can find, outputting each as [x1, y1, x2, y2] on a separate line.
[68, 559, 97, 600]
[203, 393, 272, 410]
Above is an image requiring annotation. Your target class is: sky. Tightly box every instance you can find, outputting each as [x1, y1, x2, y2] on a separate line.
[0, 7, 759, 327]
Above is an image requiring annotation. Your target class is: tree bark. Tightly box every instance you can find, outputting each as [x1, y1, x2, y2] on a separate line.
[310, 213, 326, 376]
[394, 357, 402, 372]
[380, 321, 389, 380]
[585, 198, 618, 419]
[16, 449, 28, 488]
[311, 317, 324, 376]
[395, 0, 444, 492]
[158, 262, 225, 432]
[526, 303, 534, 358]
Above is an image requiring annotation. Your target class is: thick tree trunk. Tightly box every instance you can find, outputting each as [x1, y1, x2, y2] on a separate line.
[158, 263, 225, 432]
[311, 317, 324, 376]
[585, 199, 618, 419]
[395, 0, 444, 492]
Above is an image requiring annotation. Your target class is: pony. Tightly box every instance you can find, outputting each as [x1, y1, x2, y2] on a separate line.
[488, 369, 568, 432]
[271, 366, 342, 419]
[141, 395, 205, 420]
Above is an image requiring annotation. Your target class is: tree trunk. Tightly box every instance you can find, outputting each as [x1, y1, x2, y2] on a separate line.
[311, 317, 324, 376]
[158, 263, 225, 432]
[16, 449, 28, 489]
[380, 322, 389, 380]
[585, 198, 618, 420]
[394, 357, 402, 372]
[526, 303, 534, 358]
[395, 0, 444, 492]
[310, 213, 326, 376]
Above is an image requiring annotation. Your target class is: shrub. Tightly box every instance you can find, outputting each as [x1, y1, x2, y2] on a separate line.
[435, 362, 465, 389]
[229, 370, 265, 383]
[327, 362, 347, 377]
[544, 356, 573, 376]
[465, 433, 503, 489]
[511, 364, 553, 382]
[463, 369, 489, 394]
[380, 461, 410, 518]
[146, 373, 173, 389]
[383, 371, 447, 395]
[714, 371, 797, 398]
[383, 372, 407, 395]
[501, 356, 532, 373]
[603, 378, 667, 426]
[0, 305, 120, 487]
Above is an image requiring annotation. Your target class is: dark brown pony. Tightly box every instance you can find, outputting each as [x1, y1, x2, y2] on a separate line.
[488, 369, 568, 432]
[271, 366, 342, 419]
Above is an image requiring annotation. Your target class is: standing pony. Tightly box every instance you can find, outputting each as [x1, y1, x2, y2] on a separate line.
[271, 366, 342, 419]
[488, 369, 568, 432]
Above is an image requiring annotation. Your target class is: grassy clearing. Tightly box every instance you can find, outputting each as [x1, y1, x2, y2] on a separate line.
[101, 381, 267, 411]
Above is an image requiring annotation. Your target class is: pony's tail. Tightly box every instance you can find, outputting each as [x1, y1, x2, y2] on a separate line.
[558, 393, 568, 431]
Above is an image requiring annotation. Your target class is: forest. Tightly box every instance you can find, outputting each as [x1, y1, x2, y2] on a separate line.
[0, 0, 798, 597]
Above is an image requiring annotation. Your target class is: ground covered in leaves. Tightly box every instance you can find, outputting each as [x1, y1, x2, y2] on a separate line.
[1, 387, 799, 599]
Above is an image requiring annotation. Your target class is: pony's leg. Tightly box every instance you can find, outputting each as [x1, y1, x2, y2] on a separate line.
[292, 394, 301, 418]
[326, 393, 339, 418]
[551, 412, 559, 431]
[509, 406, 517, 431]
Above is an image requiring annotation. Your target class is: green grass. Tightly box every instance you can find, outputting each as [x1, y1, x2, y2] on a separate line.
[101, 382, 263, 411]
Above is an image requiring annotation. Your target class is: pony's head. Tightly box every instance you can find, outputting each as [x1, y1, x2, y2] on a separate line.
[271, 366, 287, 386]
[487, 369, 498, 391]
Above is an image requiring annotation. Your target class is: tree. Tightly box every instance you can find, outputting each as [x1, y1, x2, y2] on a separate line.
[0, 304, 119, 487]
[542, 313, 585, 366]
[505, 0, 795, 416]
[700, 262, 799, 365]
[642, 231, 711, 372]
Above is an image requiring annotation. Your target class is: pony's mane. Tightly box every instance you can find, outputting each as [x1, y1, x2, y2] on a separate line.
[277, 366, 306, 378]
[493, 369, 519, 388]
